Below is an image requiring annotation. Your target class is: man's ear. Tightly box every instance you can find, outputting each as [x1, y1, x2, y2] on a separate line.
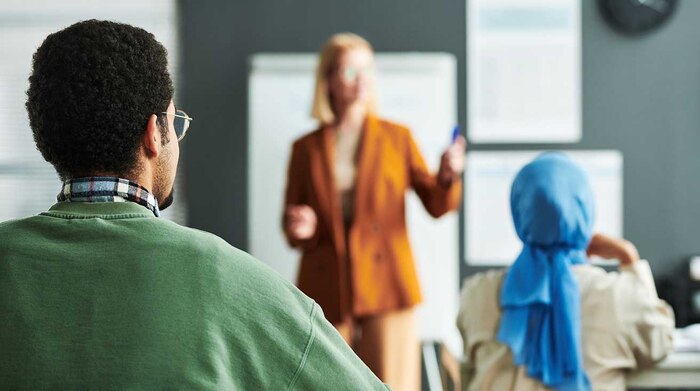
[143, 114, 162, 158]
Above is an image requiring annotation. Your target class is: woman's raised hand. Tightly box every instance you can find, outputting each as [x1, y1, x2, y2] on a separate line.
[438, 135, 467, 186]
[586, 233, 640, 266]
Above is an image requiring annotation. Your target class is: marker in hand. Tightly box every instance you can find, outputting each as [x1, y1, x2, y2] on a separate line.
[451, 125, 461, 144]
[439, 125, 466, 186]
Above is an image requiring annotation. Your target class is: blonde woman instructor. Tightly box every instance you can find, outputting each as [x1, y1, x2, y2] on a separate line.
[282, 33, 466, 391]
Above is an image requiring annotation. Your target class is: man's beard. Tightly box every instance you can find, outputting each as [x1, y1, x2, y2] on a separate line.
[154, 148, 175, 211]
[159, 187, 174, 210]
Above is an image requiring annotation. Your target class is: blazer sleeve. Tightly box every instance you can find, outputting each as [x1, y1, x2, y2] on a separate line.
[405, 129, 462, 218]
[617, 260, 675, 369]
[282, 140, 319, 251]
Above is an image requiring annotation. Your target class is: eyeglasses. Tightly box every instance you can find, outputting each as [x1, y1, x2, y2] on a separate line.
[160, 110, 193, 141]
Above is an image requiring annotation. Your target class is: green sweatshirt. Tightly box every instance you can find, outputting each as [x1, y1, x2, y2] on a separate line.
[0, 202, 388, 390]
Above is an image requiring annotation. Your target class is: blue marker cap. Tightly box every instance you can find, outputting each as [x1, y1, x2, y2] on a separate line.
[451, 125, 461, 144]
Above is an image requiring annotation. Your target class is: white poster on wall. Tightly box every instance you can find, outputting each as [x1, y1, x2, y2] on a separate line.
[465, 150, 623, 265]
[467, 0, 581, 143]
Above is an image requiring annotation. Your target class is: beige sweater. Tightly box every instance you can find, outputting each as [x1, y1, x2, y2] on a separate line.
[457, 261, 675, 391]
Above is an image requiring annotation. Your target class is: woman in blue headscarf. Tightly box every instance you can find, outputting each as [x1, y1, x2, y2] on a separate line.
[457, 153, 674, 390]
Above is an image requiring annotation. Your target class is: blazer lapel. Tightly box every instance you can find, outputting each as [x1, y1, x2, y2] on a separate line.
[315, 125, 346, 257]
[312, 116, 382, 259]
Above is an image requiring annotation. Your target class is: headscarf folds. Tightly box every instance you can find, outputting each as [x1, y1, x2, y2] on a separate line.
[497, 153, 594, 390]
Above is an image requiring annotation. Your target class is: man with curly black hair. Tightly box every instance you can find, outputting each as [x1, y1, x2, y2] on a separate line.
[0, 20, 388, 390]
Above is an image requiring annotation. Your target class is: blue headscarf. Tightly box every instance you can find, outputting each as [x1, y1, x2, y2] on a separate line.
[497, 153, 593, 390]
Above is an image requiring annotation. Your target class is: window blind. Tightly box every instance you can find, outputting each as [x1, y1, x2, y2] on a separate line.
[0, 0, 187, 224]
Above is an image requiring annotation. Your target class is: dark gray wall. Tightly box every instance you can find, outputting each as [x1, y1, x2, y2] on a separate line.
[179, 0, 700, 280]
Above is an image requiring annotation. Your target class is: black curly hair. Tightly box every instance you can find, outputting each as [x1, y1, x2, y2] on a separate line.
[26, 19, 174, 180]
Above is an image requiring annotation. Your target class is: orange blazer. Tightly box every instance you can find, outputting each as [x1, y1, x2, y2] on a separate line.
[283, 115, 462, 323]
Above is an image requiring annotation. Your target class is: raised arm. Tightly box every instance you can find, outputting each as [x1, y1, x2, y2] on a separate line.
[617, 260, 675, 368]
[405, 129, 464, 218]
[587, 233, 675, 368]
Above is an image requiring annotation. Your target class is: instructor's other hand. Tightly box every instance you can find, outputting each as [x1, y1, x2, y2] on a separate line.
[285, 204, 317, 241]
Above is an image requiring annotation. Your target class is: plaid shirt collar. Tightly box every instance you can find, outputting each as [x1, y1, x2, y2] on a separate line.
[57, 177, 160, 217]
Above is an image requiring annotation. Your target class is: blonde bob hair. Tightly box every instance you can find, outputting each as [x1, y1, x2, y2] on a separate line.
[311, 33, 378, 125]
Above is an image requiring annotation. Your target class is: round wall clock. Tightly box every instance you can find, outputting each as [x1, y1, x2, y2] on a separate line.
[598, 0, 679, 36]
